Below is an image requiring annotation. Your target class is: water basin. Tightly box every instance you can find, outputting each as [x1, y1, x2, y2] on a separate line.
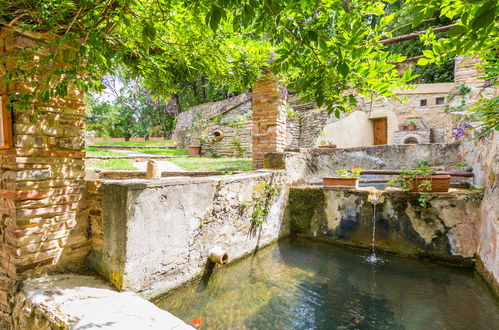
[155, 239, 499, 329]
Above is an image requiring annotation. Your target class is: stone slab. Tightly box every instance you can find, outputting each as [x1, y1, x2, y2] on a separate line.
[15, 274, 192, 329]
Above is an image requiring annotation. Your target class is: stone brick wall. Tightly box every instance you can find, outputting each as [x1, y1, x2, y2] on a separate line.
[251, 72, 287, 169]
[0, 30, 89, 327]
[393, 129, 431, 144]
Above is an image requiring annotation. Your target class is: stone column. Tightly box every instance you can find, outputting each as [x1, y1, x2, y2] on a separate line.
[0, 29, 89, 327]
[251, 71, 287, 169]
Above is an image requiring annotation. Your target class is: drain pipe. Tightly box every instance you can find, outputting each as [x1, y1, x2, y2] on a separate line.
[209, 247, 229, 265]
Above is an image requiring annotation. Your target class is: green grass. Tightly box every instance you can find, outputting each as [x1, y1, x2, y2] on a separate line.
[168, 157, 252, 171]
[84, 147, 127, 157]
[131, 148, 188, 156]
[90, 159, 138, 170]
[90, 140, 176, 147]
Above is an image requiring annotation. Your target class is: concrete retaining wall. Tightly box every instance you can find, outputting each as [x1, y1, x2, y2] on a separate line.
[88, 171, 289, 298]
[287, 187, 483, 262]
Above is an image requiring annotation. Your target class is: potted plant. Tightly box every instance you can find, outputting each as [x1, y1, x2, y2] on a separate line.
[406, 120, 417, 131]
[187, 143, 201, 156]
[323, 167, 363, 187]
[389, 164, 451, 193]
[398, 123, 406, 131]
[318, 142, 337, 149]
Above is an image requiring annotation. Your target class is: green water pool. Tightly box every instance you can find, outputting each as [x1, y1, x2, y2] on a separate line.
[155, 239, 499, 329]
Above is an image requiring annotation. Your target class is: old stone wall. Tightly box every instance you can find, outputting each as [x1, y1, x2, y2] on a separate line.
[88, 171, 289, 298]
[287, 187, 482, 262]
[173, 93, 253, 157]
[275, 143, 463, 184]
[461, 131, 499, 293]
[0, 30, 89, 327]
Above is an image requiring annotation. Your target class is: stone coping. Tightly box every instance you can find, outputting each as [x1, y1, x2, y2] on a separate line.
[293, 184, 482, 196]
[101, 170, 282, 188]
[93, 170, 245, 180]
[85, 155, 187, 160]
[281, 143, 461, 154]
[88, 145, 177, 149]
[14, 275, 193, 329]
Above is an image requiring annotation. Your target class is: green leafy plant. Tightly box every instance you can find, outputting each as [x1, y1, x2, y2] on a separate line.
[230, 137, 246, 158]
[335, 167, 363, 179]
[389, 163, 435, 192]
[251, 183, 281, 227]
[389, 164, 438, 207]
[455, 162, 468, 167]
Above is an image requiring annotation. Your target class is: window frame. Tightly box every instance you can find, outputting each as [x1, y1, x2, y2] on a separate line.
[0, 95, 13, 150]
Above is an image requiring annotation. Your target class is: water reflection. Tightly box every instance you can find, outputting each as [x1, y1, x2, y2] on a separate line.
[155, 239, 499, 329]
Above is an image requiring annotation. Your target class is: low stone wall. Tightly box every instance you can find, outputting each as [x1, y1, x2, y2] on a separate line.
[88, 171, 289, 298]
[267, 143, 463, 184]
[87, 137, 167, 143]
[287, 187, 483, 262]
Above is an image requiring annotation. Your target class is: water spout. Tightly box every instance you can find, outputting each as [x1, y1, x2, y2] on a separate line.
[209, 247, 229, 265]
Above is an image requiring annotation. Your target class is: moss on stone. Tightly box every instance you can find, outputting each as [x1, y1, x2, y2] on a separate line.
[288, 188, 325, 233]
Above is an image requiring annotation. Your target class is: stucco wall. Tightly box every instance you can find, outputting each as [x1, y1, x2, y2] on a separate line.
[88, 171, 289, 298]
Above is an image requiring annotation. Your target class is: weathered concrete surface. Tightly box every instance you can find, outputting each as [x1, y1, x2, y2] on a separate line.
[12, 274, 192, 329]
[461, 131, 499, 293]
[88, 171, 288, 298]
[272, 143, 463, 184]
[287, 186, 482, 262]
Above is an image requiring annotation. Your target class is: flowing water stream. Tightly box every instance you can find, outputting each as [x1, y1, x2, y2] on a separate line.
[366, 194, 381, 264]
[155, 239, 499, 329]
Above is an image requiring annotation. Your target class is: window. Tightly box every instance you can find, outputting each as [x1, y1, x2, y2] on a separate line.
[419, 99, 427, 106]
[436, 97, 445, 105]
[0, 96, 13, 149]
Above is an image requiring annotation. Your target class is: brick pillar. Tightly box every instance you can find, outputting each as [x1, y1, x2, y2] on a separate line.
[252, 71, 286, 169]
[0, 29, 89, 327]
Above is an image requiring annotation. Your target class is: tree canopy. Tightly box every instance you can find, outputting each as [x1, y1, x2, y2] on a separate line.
[0, 0, 497, 118]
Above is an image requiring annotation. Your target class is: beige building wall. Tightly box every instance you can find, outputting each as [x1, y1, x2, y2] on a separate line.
[316, 82, 455, 148]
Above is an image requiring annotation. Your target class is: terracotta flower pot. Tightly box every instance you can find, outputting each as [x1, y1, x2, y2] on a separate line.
[408, 175, 451, 192]
[187, 145, 201, 156]
[323, 177, 358, 188]
[398, 124, 406, 131]
[318, 144, 337, 149]
[407, 123, 416, 131]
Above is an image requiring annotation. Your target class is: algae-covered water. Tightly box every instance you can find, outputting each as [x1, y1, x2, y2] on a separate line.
[155, 239, 499, 329]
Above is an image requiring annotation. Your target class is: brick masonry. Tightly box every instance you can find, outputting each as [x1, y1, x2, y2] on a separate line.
[251, 72, 287, 169]
[0, 29, 89, 327]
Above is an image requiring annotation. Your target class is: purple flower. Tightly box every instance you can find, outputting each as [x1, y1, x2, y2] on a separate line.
[454, 127, 465, 141]
[460, 121, 472, 129]
[281, 88, 289, 100]
[482, 81, 492, 88]
[267, 52, 275, 65]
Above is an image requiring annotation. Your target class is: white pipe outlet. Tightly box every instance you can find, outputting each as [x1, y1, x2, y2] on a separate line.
[209, 246, 229, 265]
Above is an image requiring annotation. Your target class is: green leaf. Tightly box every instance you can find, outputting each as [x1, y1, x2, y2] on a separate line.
[422, 50, 434, 58]
[417, 58, 430, 66]
[338, 62, 349, 76]
[209, 6, 223, 32]
[470, 3, 497, 30]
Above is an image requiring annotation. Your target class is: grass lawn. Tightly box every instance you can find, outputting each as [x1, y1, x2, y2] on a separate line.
[90, 159, 138, 170]
[84, 147, 127, 157]
[131, 148, 188, 156]
[168, 157, 252, 171]
[90, 140, 176, 147]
